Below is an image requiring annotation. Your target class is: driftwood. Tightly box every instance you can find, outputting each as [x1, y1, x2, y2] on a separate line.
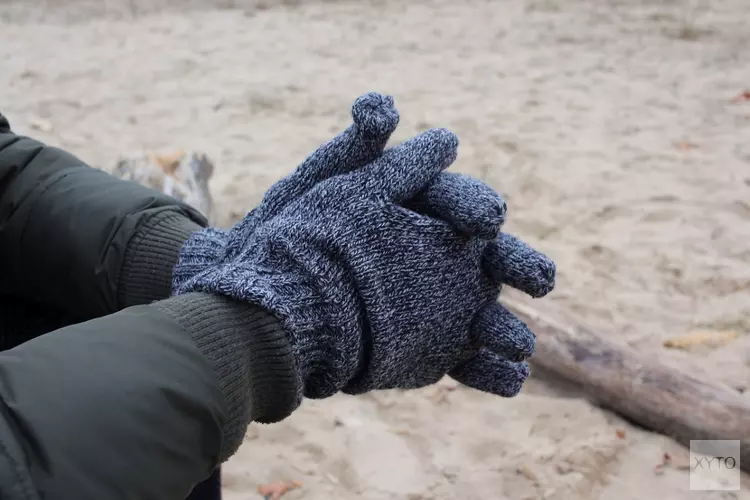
[503, 298, 750, 472]
[112, 150, 216, 225]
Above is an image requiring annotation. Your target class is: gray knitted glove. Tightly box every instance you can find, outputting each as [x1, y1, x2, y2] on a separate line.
[173, 93, 555, 401]
[404, 174, 555, 395]
[171, 93, 399, 292]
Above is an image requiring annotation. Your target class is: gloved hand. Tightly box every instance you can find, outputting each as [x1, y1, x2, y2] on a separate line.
[173, 93, 555, 401]
[171, 92, 400, 292]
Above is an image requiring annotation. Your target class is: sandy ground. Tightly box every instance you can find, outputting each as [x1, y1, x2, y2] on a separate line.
[2, 0, 750, 498]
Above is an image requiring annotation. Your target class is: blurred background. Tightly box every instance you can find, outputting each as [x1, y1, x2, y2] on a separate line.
[2, 0, 749, 498]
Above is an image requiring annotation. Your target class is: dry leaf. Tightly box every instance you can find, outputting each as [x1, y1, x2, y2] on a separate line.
[675, 141, 698, 151]
[517, 463, 539, 483]
[257, 480, 302, 500]
[615, 429, 626, 439]
[390, 427, 411, 436]
[663, 330, 738, 350]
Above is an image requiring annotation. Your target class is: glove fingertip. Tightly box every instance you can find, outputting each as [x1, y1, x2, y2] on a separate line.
[487, 233, 557, 298]
[351, 92, 400, 138]
[416, 173, 506, 239]
[450, 351, 530, 398]
[459, 195, 505, 240]
[363, 127, 460, 202]
[474, 302, 536, 362]
[428, 127, 460, 152]
[528, 255, 556, 298]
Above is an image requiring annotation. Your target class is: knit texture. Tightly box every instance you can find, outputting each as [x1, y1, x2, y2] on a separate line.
[173, 92, 556, 413]
[222, 92, 401, 261]
[153, 292, 296, 460]
[118, 211, 202, 308]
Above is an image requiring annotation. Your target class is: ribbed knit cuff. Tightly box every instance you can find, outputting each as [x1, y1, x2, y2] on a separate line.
[153, 292, 300, 461]
[118, 211, 202, 308]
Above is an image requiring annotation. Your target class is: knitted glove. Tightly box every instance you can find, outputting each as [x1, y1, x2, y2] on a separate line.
[404, 174, 556, 395]
[174, 93, 555, 400]
[173, 123, 550, 402]
[448, 231, 554, 394]
[171, 92, 399, 293]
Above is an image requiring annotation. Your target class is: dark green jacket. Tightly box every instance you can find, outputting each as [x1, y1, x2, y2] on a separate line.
[0, 114, 298, 499]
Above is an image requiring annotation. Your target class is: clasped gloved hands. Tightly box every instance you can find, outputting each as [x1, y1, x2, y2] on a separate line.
[173, 93, 555, 409]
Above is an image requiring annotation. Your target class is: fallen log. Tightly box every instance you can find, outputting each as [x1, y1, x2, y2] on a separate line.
[503, 298, 750, 473]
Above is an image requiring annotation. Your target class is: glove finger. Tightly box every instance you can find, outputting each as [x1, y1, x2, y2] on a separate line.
[404, 172, 506, 239]
[450, 348, 530, 397]
[224, 93, 398, 256]
[473, 302, 536, 362]
[260, 92, 398, 218]
[358, 128, 459, 203]
[483, 233, 556, 298]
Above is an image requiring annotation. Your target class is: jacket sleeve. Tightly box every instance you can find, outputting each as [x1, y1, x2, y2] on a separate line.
[0, 292, 299, 500]
[0, 113, 207, 320]
[0, 301, 225, 500]
[0, 295, 77, 351]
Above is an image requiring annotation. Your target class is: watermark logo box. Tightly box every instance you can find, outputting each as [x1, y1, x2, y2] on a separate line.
[689, 440, 740, 491]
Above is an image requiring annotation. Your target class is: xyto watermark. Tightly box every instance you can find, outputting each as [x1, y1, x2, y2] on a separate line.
[689, 440, 740, 491]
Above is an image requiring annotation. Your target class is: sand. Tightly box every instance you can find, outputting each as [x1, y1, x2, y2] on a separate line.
[2, 0, 749, 498]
